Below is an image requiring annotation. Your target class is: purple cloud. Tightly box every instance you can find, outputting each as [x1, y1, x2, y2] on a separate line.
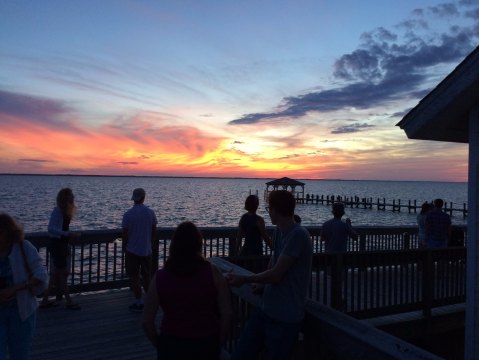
[17, 159, 53, 163]
[0, 90, 67, 123]
[228, 2, 479, 126]
[0, 90, 85, 133]
[331, 123, 375, 134]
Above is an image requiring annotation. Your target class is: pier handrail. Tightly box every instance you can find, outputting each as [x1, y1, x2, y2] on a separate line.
[25, 225, 466, 299]
[227, 246, 467, 319]
[211, 257, 442, 359]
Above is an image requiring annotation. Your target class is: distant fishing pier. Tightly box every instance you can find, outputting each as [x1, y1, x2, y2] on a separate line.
[298, 193, 468, 218]
[263, 177, 468, 218]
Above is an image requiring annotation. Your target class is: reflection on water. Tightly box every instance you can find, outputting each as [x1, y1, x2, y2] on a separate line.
[0, 175, 468, 232]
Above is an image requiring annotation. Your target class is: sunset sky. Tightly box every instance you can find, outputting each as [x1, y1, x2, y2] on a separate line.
[1, 1, 478, 181]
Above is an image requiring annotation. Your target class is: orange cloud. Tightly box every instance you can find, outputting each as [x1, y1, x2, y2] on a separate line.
[0, 99, 469, 181]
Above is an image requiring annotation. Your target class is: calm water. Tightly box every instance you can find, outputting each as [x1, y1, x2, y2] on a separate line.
[0, 175, 468, 233]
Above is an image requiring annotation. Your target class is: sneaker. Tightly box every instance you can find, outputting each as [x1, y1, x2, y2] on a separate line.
[129, 303, 144, 313]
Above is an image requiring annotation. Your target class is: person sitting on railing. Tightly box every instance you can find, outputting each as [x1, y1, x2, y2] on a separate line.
[227, 190, 313, 360]
[0, 212, 48, 360]
[236, 195, 272, 256]
[321, 202, 357, 253]
[142, 221, 232, 360]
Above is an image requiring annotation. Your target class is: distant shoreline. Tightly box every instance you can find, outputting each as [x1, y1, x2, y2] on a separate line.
[0, 173, 467, 183]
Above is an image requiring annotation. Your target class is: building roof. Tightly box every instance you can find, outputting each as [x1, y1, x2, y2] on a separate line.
[396, 45, 479, 143]
[266, 177, 305, 186]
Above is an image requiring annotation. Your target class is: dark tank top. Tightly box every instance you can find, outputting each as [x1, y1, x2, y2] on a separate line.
[239, 213, 263, 255]
[156, 262, 219, 338]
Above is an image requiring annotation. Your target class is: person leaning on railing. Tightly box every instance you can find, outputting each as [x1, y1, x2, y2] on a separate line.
[227, 190, 313, 360]
[40, 188, 81, 310]
[236, 194, 272, 256]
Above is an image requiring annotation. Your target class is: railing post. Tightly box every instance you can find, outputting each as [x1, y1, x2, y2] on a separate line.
[229, 236, 238, 256]
[403, 232, 410, 250]
[152, 232, 159, 274]
[422, 249, 433, 319]
[331, 253, 344, 310]
[359, 234, 366, 251]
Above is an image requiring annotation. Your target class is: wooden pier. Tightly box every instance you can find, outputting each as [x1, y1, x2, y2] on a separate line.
[24, 228, 466, 360]
[296, 193, 468, 218]
[31, 289, 156, 360]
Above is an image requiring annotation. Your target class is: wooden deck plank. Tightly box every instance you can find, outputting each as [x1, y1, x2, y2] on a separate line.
[30, 289, 156, 360]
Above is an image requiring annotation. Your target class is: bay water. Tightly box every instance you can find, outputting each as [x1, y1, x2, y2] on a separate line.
[0, 174, 468, 233]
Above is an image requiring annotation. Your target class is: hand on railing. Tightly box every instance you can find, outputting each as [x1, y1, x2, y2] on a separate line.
[251, 283, 264, 295]
[225, 273, 247, 287]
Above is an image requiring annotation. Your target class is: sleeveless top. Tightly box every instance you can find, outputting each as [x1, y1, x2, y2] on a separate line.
[239, 213, 263, 255]
[156, 261, 219, 338]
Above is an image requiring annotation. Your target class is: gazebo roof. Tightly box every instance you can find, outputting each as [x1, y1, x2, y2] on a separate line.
[397, 45, 479, 143]
[266, 177, 305, 186]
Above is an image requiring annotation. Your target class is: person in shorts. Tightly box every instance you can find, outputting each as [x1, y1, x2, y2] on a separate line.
[122, 188, 157, 312]
[40, 188, 80, 310]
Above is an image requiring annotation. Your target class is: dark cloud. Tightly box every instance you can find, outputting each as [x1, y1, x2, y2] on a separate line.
[0, 90, 67, 123]
[429, 3, 459, 17]
[0, 90, 84, 133]
[391, 109, 412, 118]
[331, 123, 375, 134]
[117, 161, 138, 165]
[229, 112, 280, 125]
[464, 8, 479, 19]
[460, 0, 478, 6]
[232, 141, 244, 144]
[17, 159, 53, 163]
[228, 2, 479, 126]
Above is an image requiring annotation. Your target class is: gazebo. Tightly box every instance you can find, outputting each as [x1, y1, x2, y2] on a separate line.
[397, 45, 479, 359]
[264, 177, 305, 202]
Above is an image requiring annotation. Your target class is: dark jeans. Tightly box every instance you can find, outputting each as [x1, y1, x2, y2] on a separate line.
[232, 309, 301, 360]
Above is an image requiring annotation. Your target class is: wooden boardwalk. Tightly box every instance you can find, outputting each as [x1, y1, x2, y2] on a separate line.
[31, 289, 156, 360]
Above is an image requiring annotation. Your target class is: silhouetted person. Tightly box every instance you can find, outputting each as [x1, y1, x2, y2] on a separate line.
[227, 190, 313, 360]
[122, 188, 157, 312]
[142, 222, 231, 360]
[0, 212, 48, 360]
[41, 188, 80, 310]
[425, 198, 451, 248]
[321, 202, 357, 252]
[417, 202, 433, 248]
[236, 195, 271, 255]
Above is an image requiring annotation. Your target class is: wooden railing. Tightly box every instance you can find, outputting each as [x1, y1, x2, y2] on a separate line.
[26, 225, 466, 305]
[211, 257, 442, 359]
[227, 246, 467, 320]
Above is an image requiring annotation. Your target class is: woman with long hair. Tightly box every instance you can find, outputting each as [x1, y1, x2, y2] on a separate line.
[0, 212, 48, 359]
[142, 221, 232, 360]
[40, 188, 80, 309]
[236, 194, 272, 255]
